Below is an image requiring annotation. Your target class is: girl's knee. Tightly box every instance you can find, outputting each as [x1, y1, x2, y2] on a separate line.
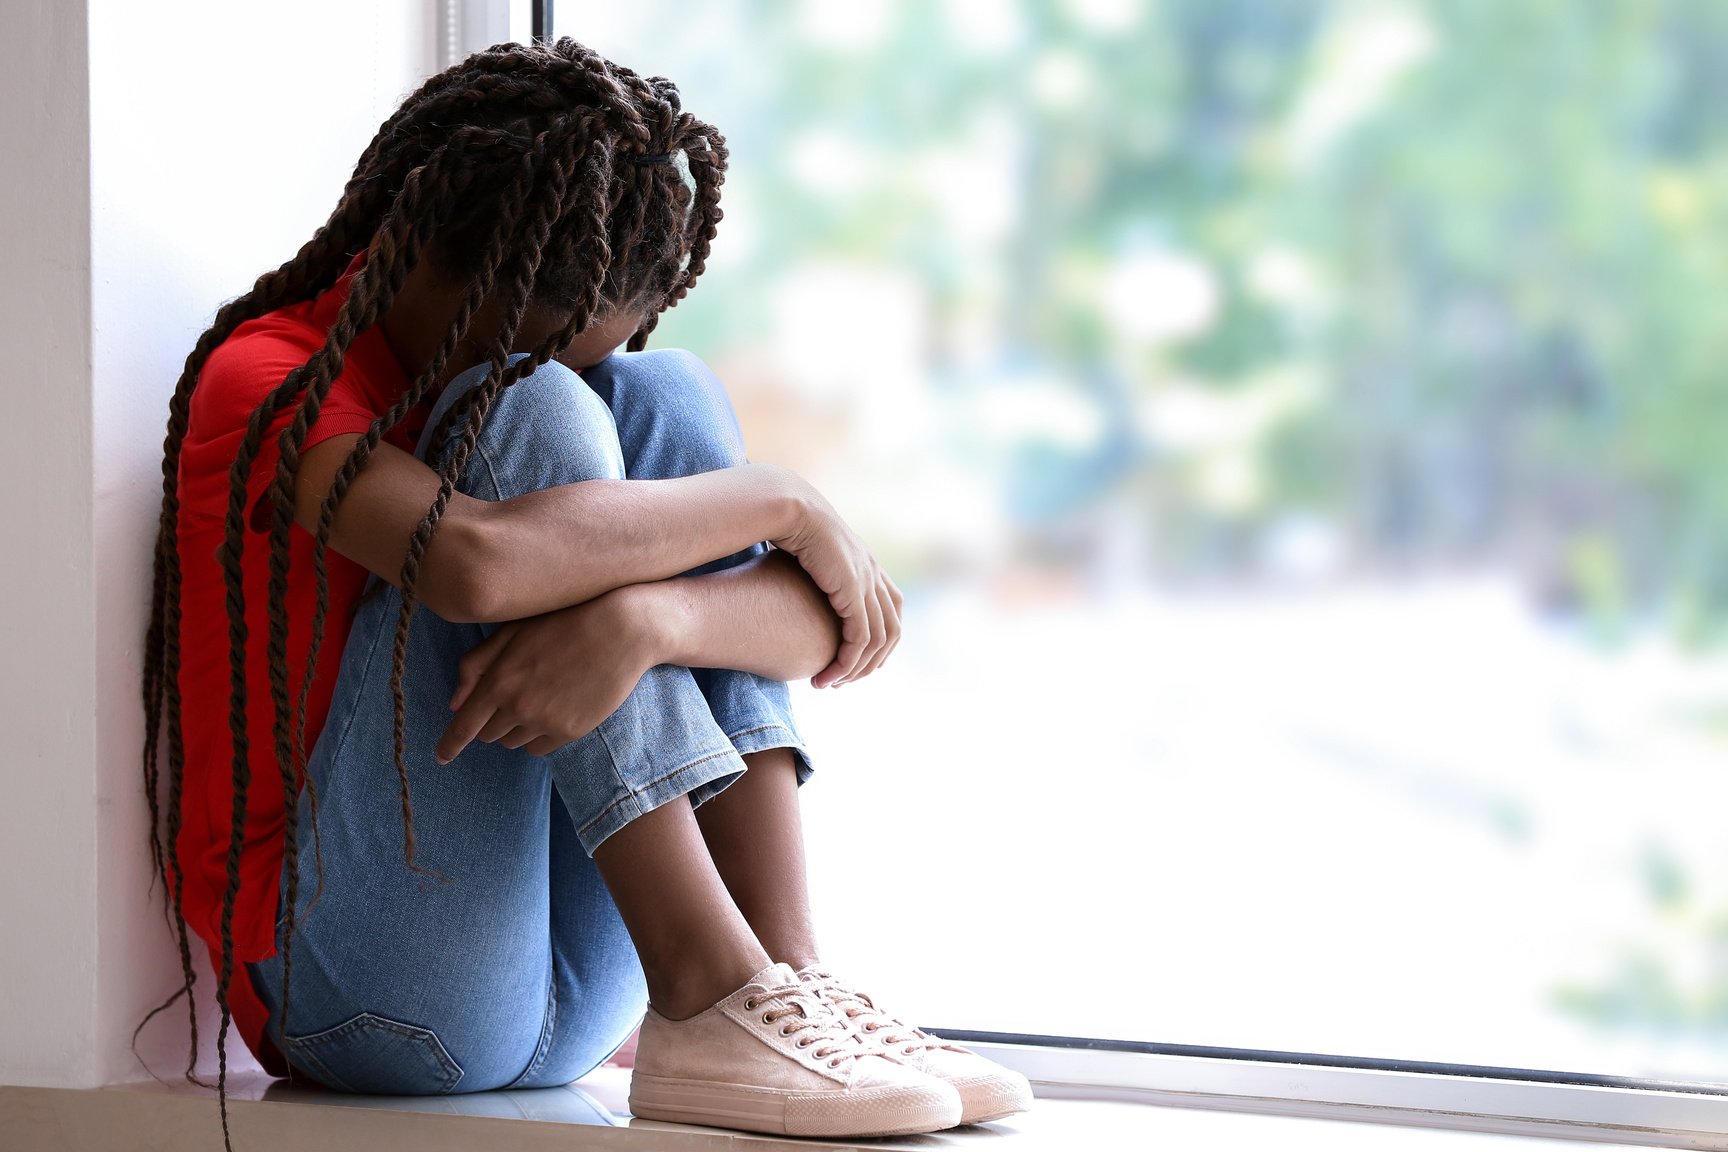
[595, 346, 713, 388]
[586, 348, 750, 479]
[429, 355, 626, 497]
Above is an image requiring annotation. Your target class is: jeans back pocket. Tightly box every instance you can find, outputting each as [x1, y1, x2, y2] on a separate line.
[284, 1011, 464, 1095]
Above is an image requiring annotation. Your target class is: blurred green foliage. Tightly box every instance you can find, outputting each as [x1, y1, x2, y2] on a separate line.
[590, 0, 1728, 638]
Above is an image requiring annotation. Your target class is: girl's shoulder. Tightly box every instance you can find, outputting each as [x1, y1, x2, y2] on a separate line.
[187, 302, 329, 440]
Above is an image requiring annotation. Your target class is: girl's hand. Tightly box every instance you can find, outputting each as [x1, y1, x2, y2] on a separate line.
[770, 480, 903, 688]
[435, 590, 656, 763]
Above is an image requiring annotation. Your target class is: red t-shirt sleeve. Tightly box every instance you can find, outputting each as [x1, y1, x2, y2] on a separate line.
[187, 330, 380, 534]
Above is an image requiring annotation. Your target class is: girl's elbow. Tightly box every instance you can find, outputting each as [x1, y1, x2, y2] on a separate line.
[417, 513, 504, 624]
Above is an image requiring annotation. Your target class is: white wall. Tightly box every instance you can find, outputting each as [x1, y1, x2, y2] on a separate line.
[0, 0, 99, 1093]
[1, 0, 446, 1090]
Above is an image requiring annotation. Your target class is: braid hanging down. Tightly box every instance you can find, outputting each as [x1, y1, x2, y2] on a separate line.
[134, 38, 728, 1151]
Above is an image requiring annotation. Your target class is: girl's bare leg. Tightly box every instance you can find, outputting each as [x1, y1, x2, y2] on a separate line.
[594, 797, 771, 1020]
[693, 747, 820, 971]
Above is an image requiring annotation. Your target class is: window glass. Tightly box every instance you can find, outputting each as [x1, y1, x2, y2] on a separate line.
[560, 0, 1728, 1080]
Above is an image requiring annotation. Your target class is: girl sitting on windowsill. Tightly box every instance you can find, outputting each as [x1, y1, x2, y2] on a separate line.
[138, 36, 1029, 1147]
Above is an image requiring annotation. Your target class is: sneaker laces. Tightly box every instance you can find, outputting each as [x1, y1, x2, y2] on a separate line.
[805, 971, 948, 1056]
[742, 982, 866, 1068]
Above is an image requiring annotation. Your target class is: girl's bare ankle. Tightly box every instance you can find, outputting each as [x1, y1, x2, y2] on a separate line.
[645, 948, 770, 1020]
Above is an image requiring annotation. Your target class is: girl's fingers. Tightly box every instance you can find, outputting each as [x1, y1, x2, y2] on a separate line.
[879, 574, 903, 668]
[856, 570, 902, 681]
[854, 586, 896, 681]
[820, 593, 868, 688]
[498, 725, 537, 750]
[838, 581, 887, 686]
[523, 734, 564, 758]
[451, 625, 516, 709]
[475, 711, 518, 745]
[436, 700, 498, 764]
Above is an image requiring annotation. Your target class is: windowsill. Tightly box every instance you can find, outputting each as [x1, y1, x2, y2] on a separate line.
[1, 1065, 1663, 1151]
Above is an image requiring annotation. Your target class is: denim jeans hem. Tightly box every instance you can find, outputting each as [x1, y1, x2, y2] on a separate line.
[724, 722, 816, 786]
[574, 743, 746, 854]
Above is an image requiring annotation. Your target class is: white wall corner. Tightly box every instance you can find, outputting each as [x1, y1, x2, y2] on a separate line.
[0, 0, 100, 1092]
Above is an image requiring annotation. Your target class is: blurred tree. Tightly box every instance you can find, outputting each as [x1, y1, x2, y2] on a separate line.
[583, 0, 1728, 635]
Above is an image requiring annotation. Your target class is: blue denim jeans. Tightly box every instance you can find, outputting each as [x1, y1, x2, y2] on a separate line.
[246, 349, 813, 1095]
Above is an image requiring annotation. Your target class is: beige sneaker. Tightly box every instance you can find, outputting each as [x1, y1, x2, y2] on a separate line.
[629, 962, 963, 1137]
[799, 966, 1034, 1126]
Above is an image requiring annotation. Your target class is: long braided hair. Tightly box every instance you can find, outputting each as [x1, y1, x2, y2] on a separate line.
[136, 39, 726, 1147]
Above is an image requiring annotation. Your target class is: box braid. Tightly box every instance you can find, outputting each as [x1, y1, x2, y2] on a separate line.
[135, 39, 726, 1151]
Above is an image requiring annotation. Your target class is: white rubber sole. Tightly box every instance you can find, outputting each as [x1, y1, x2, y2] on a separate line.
[953, 1071, 1035, 1125]
[629, 1072, 963, 1138]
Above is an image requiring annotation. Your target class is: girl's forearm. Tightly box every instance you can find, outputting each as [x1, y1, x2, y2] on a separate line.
[463, 461, 806, 622]
[623, 547, 840, 682]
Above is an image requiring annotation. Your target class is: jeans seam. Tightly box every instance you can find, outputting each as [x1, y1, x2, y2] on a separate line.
[471, 439, 506, 501]
[507, 972, 559, 1089]
[591, 722, 643, 831]
[727, 723, 792, 743]
[274, 614, 391, 937]
[321, 608, 391, 769]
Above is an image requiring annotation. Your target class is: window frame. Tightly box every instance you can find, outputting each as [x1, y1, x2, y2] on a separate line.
[952, 1036, 1728, 1149]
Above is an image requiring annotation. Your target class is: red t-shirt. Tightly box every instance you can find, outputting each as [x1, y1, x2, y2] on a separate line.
[172, 254, 427, 1070]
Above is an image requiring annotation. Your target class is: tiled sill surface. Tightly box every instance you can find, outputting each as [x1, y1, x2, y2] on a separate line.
[2, 1067, 1659, 1152]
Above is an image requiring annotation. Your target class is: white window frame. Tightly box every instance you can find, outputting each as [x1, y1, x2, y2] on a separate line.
[458, 1, 1728, 1145]
[439, 0, 535, 68]
[955, 1041, 1728, 1149]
